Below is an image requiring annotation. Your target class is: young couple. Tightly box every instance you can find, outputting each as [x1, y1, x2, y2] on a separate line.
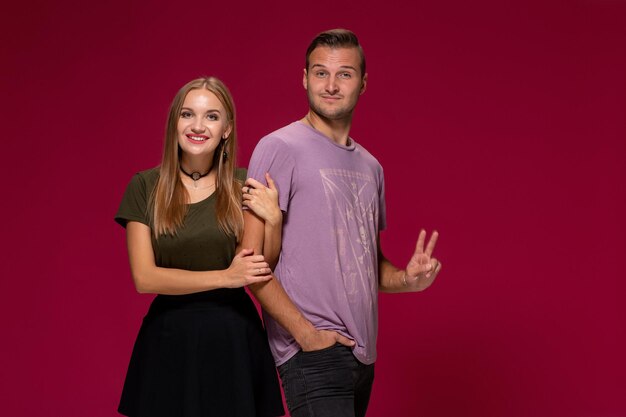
[115, 29, 442, 417]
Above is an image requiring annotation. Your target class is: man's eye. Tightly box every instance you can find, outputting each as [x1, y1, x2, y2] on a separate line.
[316, 71, 327, 77]
[339, 73, 352, 79]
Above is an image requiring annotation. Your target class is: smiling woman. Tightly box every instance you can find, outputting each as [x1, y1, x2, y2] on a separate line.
[151, 78, 241, 238]
[114, 77, 284, 417]
[176, 89, 231, 172]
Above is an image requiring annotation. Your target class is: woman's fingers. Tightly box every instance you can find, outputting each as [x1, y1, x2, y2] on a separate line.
[245, 177, 264, 190]
[247, 274, 273, 284]
[234, 248, 254, 259]
[265, 172, 276, 190]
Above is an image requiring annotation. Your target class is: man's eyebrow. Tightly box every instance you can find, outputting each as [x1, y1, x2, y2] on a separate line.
[310, 64, 358, 71]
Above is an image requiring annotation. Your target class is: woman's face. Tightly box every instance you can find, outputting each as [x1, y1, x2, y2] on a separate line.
[177, 89, 231, 160]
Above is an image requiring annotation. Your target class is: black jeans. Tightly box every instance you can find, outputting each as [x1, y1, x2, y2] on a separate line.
[277, 344, 375, 417]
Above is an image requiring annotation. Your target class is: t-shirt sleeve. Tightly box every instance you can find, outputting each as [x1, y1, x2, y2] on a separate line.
[114, 173, 151, 228]
[234, 167, 247, 184]
[378, 167, 387, 231]
[247, 136, 295, 213]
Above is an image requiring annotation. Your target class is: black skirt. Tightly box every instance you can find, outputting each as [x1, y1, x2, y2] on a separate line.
[118, 288, 284, 417]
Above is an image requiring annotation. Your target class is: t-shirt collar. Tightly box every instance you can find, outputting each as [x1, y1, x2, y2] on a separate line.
[296, 121, 356, 151]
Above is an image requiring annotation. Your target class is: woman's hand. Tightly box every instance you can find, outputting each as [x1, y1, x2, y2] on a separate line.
[242, 173, 281, 226]
[225, 248, 273, 288]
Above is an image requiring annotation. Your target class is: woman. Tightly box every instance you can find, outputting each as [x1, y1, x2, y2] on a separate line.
[115, 77, 284, 417]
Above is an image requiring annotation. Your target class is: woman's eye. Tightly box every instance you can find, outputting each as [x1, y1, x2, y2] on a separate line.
[180, 111, 192, 118]
[207, 114, 219, 121]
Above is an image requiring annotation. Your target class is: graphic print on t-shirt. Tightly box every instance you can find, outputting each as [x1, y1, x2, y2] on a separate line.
[320, 168, 379, 303]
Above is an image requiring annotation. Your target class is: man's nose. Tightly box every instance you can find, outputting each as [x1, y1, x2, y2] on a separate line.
[326, 77, 339, 95]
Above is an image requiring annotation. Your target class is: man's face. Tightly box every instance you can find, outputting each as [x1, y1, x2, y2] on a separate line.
[303, 46, 367, 121]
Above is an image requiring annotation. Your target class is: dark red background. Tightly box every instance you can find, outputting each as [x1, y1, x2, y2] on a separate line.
[2, 1, 624, 416]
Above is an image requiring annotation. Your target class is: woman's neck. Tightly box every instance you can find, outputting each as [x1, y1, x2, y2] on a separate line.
[180, 153, 213, 175]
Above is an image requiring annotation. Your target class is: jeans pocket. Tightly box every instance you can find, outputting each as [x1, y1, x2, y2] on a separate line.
[299, 342, 342, 357]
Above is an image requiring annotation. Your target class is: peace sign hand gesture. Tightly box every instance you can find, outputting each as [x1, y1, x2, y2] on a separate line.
[404, 230, 442, 291]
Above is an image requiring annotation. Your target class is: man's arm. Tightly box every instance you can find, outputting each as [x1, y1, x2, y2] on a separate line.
[242, 210, 354, 350]
[378, 229, 442, 293]
[242, 174, 282, 269]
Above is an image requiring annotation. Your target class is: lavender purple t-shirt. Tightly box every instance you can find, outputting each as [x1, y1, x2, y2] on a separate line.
[247, 121, 386, 365]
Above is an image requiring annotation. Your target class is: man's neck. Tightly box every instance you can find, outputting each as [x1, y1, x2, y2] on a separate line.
[302, 111, 353, 146]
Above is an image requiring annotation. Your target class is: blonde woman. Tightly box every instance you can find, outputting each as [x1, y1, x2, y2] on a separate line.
[115, 77, 284, 417]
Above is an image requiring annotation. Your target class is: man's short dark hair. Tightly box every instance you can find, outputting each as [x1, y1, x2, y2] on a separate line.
[305, 28, 366, 76]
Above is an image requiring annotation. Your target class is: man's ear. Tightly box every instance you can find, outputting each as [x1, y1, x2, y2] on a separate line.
[303, 68, 308, 90]
[360, 73, 368, 95]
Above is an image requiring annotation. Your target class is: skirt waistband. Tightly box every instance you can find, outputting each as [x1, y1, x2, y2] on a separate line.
[148, 288, 250, 313]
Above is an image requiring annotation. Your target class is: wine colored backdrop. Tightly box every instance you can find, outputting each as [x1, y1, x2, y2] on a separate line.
[1, 0, 624, 416]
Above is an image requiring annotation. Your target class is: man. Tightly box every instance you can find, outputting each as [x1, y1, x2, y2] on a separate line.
[243, 29, 442, 417]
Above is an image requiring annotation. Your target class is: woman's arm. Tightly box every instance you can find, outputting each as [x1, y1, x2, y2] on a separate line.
[126, 221, 272, 295]
[242, 173, 282, 269]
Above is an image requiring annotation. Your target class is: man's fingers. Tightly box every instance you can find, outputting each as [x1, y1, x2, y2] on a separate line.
[430, 258, 439, 270]
[334, 333, 355, 347]
[414, 229, 439, 256]
[414, 229, 426, 254]
[423, 259, 442, 280]
[417, 262, 433, 274]
[425, 231, 439, 257]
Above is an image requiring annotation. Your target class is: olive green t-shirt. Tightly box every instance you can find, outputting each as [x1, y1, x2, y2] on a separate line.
[115, 167, 246, 272]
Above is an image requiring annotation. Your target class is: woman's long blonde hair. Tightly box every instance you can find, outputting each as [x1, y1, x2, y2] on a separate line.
[150, 77, 243, 240]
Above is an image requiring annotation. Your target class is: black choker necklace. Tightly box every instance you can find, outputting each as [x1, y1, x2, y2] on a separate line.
[180, 167, 210, 181]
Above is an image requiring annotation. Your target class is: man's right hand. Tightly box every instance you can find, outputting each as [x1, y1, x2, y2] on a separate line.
[298, 328, 355, 352]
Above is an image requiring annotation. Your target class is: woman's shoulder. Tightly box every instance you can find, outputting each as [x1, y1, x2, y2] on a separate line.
[234, 167, 247, 182]
[132, 166, 160, 185]
[136, 166, 160, 180]
[116, 166, 159, 227]
[122, 166, 160, 197]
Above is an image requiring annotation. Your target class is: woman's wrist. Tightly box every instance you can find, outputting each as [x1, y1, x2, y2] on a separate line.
[265, 210, 282, 228]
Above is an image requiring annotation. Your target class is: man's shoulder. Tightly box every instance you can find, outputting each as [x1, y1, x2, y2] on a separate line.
[249, 123, 303, 173]
[258, 121, 307, 148]
[353, 141, 383, 171]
